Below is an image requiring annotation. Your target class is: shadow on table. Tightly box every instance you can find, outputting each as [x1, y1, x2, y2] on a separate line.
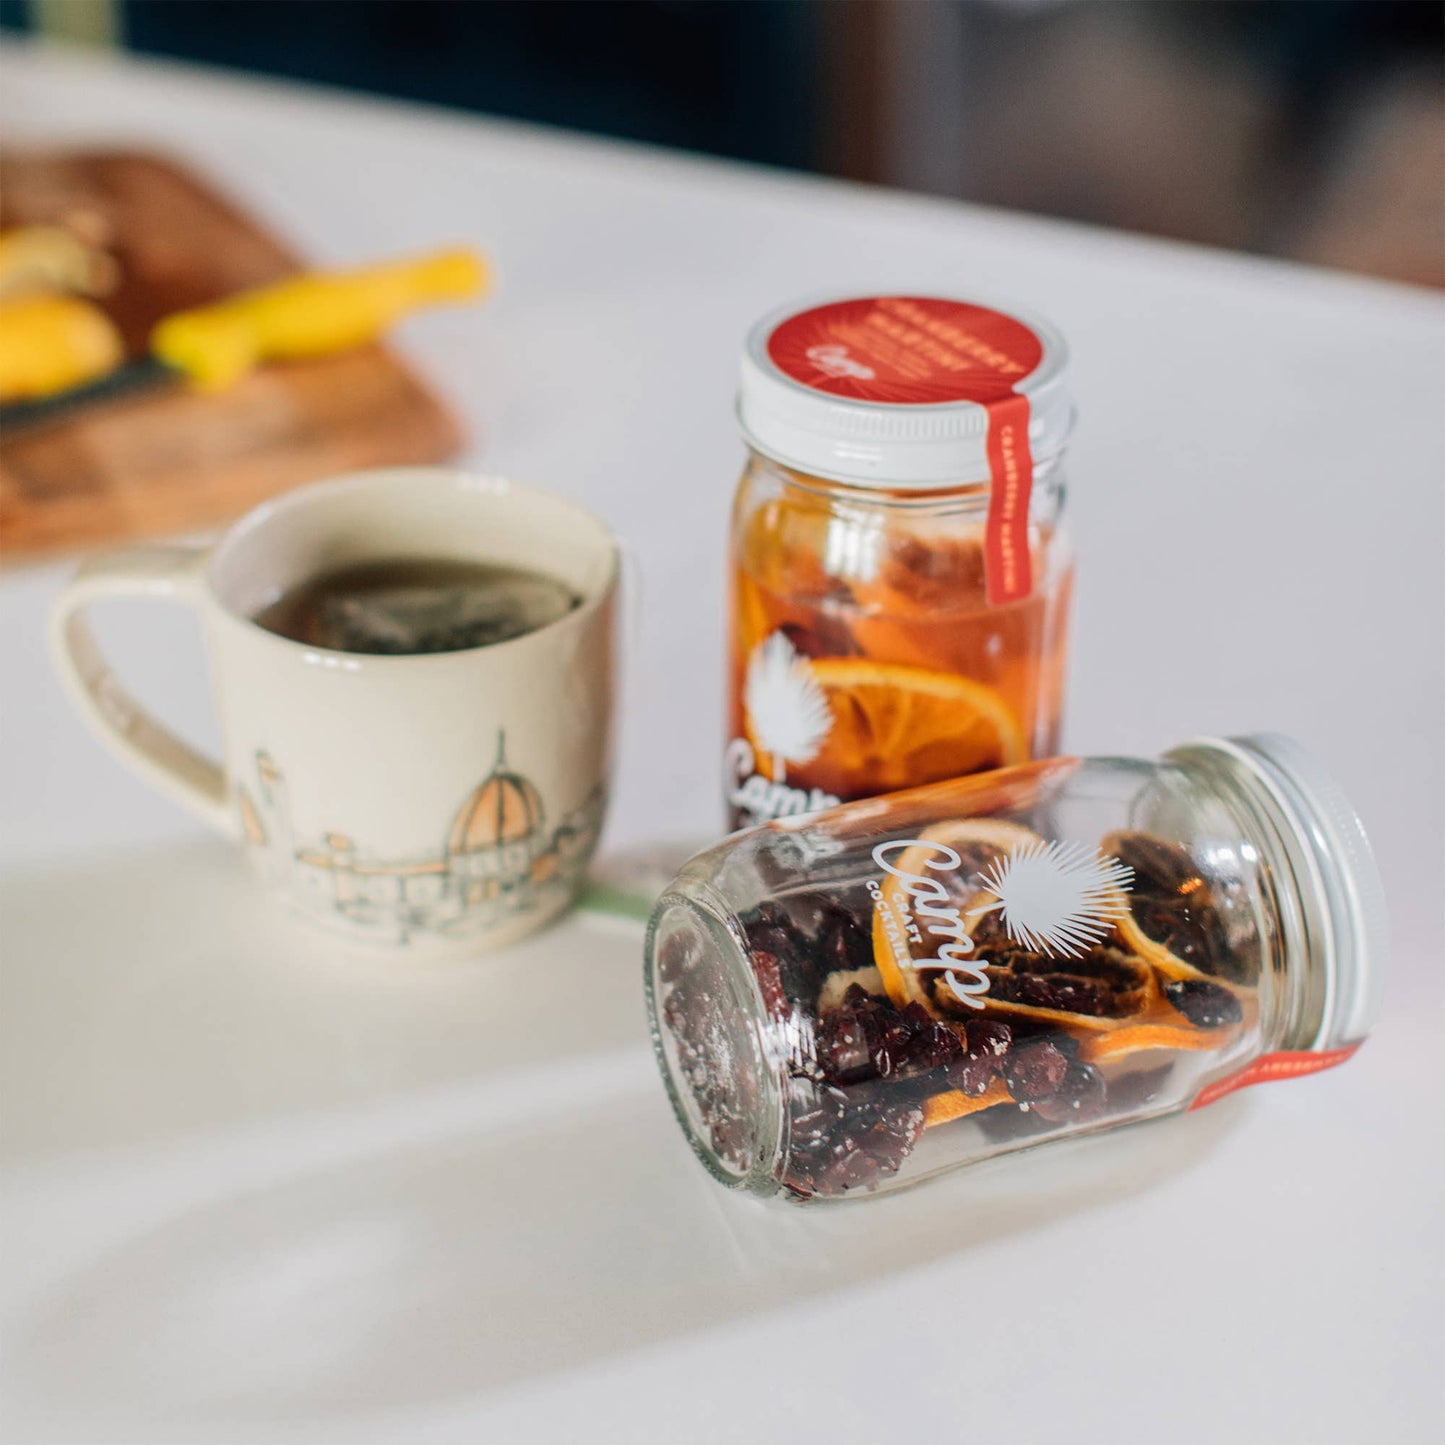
[0, 839, 654, 1161]
[4, 837, 1245, 1430]
[12, 1071, 1246, 1429]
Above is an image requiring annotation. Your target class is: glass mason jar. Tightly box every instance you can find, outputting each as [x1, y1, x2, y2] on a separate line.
[648, 735, 1386, 1202]
[726, 295, 1075, 831]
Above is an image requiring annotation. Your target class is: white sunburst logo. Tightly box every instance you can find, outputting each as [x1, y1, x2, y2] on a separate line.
[969, 840, 1134, 959]
[744, 630, 832, 783]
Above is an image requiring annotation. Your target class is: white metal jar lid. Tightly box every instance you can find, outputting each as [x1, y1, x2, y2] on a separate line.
[737, 294, 1073, 489]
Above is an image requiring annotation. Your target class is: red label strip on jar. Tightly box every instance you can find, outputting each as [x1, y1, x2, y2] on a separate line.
[766, 297, 1044, 606]
[1189, 1044, 1362, 1111]
[981, 391, 1033, 606]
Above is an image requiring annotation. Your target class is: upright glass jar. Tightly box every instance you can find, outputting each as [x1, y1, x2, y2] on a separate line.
[726, 295, 1075, 831]
[649, 735, 1387, 1202]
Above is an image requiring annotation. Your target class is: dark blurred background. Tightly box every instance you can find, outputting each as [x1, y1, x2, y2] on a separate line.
[4, 0, 1441, 287]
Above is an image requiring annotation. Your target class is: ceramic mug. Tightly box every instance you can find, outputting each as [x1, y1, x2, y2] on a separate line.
[50, 468, 620, 954]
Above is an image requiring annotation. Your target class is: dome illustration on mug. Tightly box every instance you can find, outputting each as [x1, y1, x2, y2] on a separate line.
[237, 730, 604, 942]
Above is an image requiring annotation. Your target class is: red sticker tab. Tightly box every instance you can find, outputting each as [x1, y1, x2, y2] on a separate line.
[1189, 1045, 1362, 1112]
[982, 393, 1034, 605]
[766, 297, 1043, 606]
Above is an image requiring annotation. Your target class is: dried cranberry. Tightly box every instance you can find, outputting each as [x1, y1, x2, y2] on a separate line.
[771, 894, 883, 1007]
[1048, 1030, 1081, 1060]
[944, 1018, 1014, 1096]
[856, 1097, 926, 1162]
[897, 1002, 964, 1073]
[742, 904, 826, 1006]
[811, 985, 967, 1131]
[814, 1011, 876, 1084]
[1031, 1062, 1108, 1125]
[742, 900, 800, 951]
[789, 1085, 846, 1140]
[992, 972, 1113, 1015]
[773, 891, 835, 941]
[784, 1085, 926, 1198]
[870, 1007, 916, 1078]
[946, 1055, 994, 1098]
[779, 617, 860, 659]
[967, 1019, 1014, 1058]
[818, 908, 875, 974]
[896, 1001, 934, 1032]
[1163, 978, 1243, 1028]
[743, 920, 792, 959]
[749, 950, 790, 1020]
[822, 1145, 881, 1192]
[1004, 1038, 1069, 1101]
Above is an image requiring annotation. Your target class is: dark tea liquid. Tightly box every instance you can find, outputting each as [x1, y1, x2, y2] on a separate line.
[253, 557, 580, 655]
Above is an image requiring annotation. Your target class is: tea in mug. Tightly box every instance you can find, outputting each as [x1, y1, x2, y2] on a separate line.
[253, 557, 580, 655]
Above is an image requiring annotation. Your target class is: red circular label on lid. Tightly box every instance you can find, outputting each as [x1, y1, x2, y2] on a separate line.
[765, 297, 1043, 406]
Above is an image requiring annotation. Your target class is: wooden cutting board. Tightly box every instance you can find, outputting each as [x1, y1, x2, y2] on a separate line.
[0, 151, 464, 560]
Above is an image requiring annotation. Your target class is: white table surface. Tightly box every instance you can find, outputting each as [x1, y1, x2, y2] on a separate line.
[2, 42, 1443, 1445]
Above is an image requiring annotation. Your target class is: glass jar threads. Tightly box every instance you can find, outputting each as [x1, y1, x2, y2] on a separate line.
[726, 295, 1075, 830]
[648, 735, 1386, 1202]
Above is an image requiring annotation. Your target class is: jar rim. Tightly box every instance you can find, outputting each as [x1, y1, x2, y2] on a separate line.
[740, 431, 1070, 504]
[644, 884, 784, 1194]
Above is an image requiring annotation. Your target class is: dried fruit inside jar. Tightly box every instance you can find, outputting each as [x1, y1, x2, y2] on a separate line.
[658, 735, 1383, 1204]
[727, 481, 1072, 828]
[732, 823, 1259, 1199]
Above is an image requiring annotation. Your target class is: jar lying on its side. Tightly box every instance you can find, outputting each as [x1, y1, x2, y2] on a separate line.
[646, 735, 1386, 1202]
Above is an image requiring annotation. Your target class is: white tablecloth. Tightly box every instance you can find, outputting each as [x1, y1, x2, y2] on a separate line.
[2, 42, 1442, 1445]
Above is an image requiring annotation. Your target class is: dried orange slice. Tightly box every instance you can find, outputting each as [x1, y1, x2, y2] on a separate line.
[871, 817, 1040, 1011]
[922, 1076, 1012, 1127]
[959, 906, 1249, 1062]
[1080, 1020, 1234, 1064]
[1102, 829, 1258, 988]
[960, 939, 1159, 1034]
[871, 819, 1251, 1078]
[752, 659, 1026, 801]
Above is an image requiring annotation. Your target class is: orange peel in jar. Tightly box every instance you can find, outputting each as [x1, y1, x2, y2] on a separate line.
[869, 819, 1253, 1077]
[870, 817, 1040, 1011]
[1101, 829, 1260, 988]
[750, 659, 1027, 802]
[921, 1076, 1013, 1127]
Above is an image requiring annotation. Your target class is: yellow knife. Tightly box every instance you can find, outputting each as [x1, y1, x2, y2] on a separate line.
[0, 246, 488, 431]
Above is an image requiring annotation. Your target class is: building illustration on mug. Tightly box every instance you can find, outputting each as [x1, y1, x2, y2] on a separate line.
[237, 731, 603, 942]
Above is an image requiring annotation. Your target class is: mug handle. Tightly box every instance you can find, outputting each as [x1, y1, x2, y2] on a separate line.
[49, 543, 238, 838]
